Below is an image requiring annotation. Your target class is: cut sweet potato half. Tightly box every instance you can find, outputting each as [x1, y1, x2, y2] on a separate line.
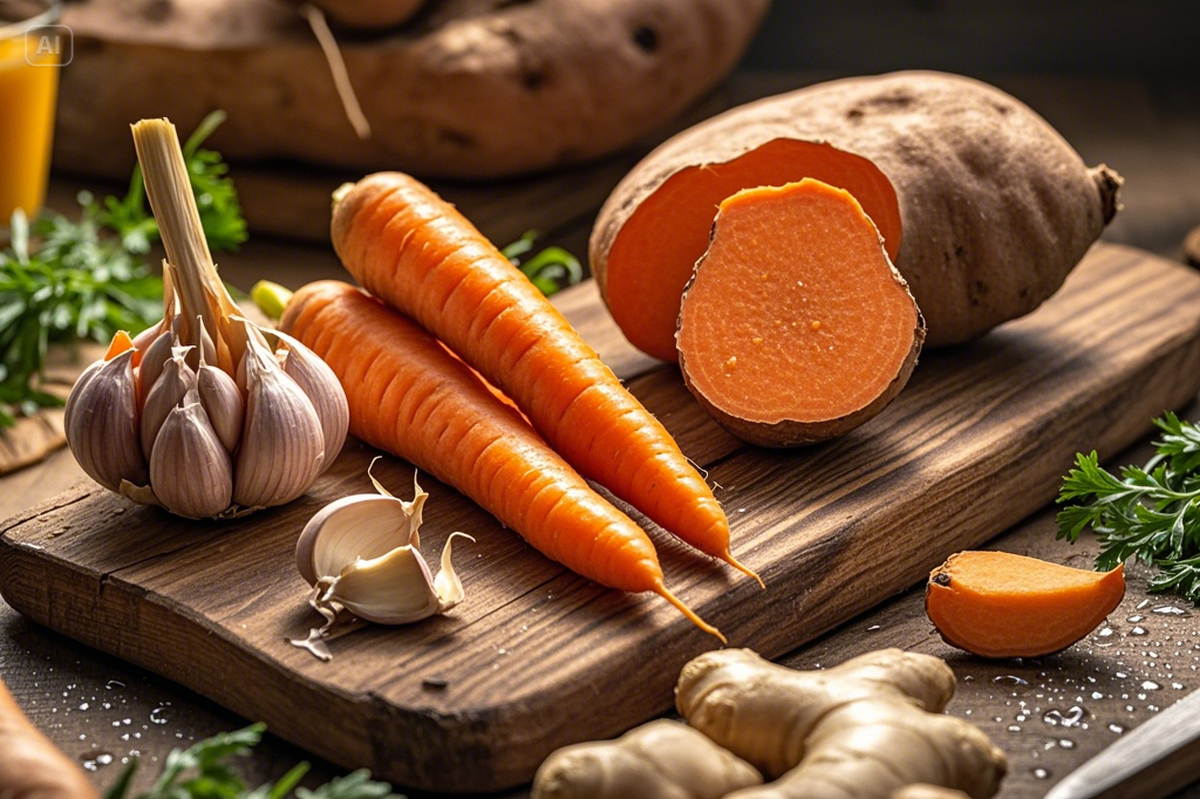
[601, 139, 900, 362]
[677, 178, 922, 447]
[926, 551, 1126, 658]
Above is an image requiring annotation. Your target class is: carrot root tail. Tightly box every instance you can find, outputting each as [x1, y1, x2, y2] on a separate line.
[722, 550, 765, 590]
[656, 583, 725, 643]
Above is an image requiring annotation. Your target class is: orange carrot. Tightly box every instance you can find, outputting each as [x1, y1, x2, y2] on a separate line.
[1, 677, 98, 799]
[280, 279, 721, 639]
[331, 172, 759, 584]
[926, 551, 1125, 658]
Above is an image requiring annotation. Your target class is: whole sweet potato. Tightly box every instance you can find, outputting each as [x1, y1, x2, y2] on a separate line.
[56, 0, 770, 180]
[591, 71, 1123, 360]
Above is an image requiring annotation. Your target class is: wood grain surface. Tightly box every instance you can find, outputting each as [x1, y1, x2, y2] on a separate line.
[3, 243, 1200, 792]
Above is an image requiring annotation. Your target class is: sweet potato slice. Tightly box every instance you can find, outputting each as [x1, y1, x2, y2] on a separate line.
[677, 178, 922, 446]
[926, 551, 1126, 658]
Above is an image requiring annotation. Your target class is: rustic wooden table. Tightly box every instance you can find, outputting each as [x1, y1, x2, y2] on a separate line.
[3, 71, 1200, 797]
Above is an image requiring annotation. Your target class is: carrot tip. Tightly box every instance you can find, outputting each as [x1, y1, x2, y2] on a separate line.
[656, 583, 725, 643]
[722, 549, 765, 589]
[104, 330, 135, 361]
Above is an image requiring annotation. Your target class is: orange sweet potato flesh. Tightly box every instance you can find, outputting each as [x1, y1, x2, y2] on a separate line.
[603, 139, 901, 362]
[677, 178, 921, 447]
[926, 551, 1126, 658]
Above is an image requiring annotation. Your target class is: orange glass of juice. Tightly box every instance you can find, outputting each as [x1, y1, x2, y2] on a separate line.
[1, 0, 62, 224]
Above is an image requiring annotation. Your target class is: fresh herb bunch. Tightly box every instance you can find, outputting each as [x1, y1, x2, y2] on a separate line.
[104, 723, 403, 799]
[0, 110, 247, 428]
[1057, 412, 1200, 600]
[501, 230, 583, 297]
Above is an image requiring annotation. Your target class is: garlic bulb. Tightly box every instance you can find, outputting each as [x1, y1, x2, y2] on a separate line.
[292, 462, 472, 659]
[62, 118, 348, 519]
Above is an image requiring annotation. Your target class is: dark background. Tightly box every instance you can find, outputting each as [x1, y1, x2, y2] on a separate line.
[743, 1, 1187, 75]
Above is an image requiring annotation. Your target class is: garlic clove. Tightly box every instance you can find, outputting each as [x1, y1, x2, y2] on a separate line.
[296, 494, 421, 586]
[64, 348, 148, 492]
[323, 545, 443, 624]
[295, 467, 469, 627]
[196, 362, 244, 453]
[276, 332, 349, 472]
[136, 327, 175, 408]
[130, 319, 166, 354]
[232, 329, 324, 508]
[140, 345, 196, 460]
[149, 389, 233, 519]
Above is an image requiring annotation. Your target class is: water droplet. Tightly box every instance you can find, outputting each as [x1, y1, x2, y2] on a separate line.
[1142, 681, 1161, 691]
[1007, 724, 1022, 732]
[1127, 615, 1145, 623]
[1153, 605, 1190, 616]
[105, 680, 125, 690]
[1033, 768, 1050, 779]
[994, 675, 1029, 687]
[1173, 682, 1184, 690]
[1138, 599, 1152, 609]
[1059, 738, 1076, 749]
[78, 702, 89, 711]
[1115, 672, 1129, 679]
[1131, 627, 1148, 636]
[1109, 723, 1125, 734]
[1091, 691, 1105, 700]
[1043, 706, 1086, 727]
[866, 624, 882, 632]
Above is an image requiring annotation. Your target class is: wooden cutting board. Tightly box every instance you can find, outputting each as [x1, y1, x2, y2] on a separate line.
[3, 243, 1200, 793]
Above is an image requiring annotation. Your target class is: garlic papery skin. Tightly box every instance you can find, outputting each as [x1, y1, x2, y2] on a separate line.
[64, 348, 148, 492]
[148, 390, 234, 519]
[232, 331, 324, 508]
[196, 361, 243, 453]
[139, 345, 195, 460]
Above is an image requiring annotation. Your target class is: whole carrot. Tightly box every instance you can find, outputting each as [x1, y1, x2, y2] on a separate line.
[331, 172, 760, 585]
[279, 279, 721, 639]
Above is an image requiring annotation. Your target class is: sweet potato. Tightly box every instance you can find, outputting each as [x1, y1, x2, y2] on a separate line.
[591, 71, 1123, 360]
[56, 0, 770, 179]
[926, 551, 1126, 658]
[677, 179, 923, 446]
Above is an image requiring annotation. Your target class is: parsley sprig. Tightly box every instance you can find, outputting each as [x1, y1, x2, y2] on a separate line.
[1057, 412, 1200, 600]
[104, 723, 402, 799]
[501, 230, 583, 297]
[0, 111, 246, 428]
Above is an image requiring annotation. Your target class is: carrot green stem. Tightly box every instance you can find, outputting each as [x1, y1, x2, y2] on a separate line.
[251, 280, 293, 322]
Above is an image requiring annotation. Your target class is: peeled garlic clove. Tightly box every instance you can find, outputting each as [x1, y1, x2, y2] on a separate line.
[232, 333, 324, 508]
[297, 485, 472, 624]
[149, 390, 233, 519]
[296, 494, 421, 586]
[64, 348, 148, 492]
[275, 330, 349, 471]
[140, 346, 196, 460]
[197, 362, 243, 452]
[136, 327, 174, 407]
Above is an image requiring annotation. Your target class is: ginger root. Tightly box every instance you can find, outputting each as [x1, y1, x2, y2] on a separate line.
[531, 719, 762, 799]
[675, 648, 1006, 799]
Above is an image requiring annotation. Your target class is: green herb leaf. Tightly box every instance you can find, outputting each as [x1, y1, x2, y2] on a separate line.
[502, 230, 583, 298]
[1057, 414, 1200, 600]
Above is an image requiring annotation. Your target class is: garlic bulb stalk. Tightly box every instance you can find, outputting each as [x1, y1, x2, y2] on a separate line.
[292, 461, 472, 660]
[62, 118, 348, 519]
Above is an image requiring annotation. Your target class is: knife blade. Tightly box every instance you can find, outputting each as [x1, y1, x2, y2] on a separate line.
[1044, 688, 1200, 799]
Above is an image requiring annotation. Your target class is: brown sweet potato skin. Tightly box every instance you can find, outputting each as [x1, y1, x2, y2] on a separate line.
[56, 0, 769, 180]
[592, 71, 1123, 348]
